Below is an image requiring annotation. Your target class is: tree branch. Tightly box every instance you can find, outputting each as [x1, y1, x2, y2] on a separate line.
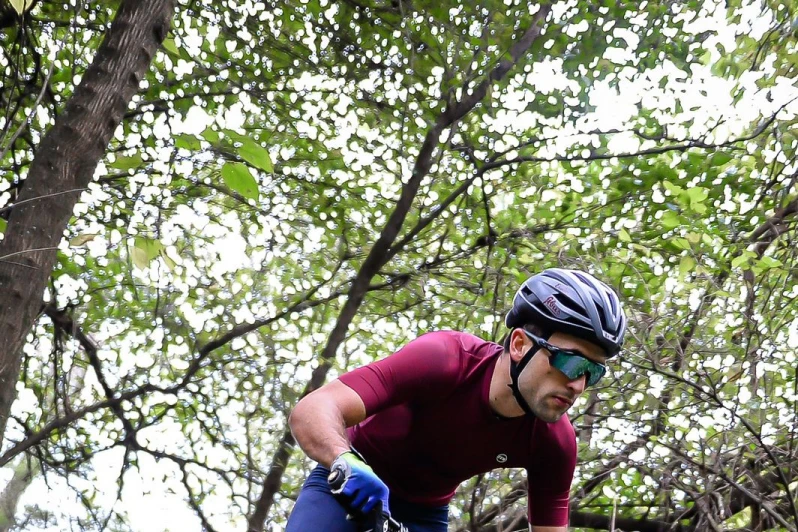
[245, 6, 554, 530]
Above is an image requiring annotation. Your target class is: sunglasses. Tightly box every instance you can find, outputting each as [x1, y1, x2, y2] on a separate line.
[521, 330, 607, 387]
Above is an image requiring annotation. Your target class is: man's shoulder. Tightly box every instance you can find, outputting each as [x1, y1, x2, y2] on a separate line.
[417, 330, 501, 356]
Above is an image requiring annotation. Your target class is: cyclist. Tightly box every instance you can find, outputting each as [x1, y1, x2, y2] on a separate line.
[286, 268, 627, 532]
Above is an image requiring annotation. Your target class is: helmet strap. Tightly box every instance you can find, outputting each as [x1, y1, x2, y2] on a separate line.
[507, 329, 551, 417]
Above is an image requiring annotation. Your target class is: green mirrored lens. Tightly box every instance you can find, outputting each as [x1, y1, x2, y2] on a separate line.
[521, 330, 606, 386]
[550, 352, 605, 386]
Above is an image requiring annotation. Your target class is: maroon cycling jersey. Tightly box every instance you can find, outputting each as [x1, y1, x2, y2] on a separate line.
[338, 330, 577, 527]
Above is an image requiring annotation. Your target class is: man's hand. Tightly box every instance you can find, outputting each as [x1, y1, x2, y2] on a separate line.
[329, 451, 391, 515]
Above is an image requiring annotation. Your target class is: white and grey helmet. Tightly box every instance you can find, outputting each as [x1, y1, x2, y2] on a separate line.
[505, 268, 626, 356]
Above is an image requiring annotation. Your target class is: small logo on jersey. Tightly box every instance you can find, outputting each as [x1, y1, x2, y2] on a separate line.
[496, 453, 508, 463]
[543, 296, 561, 316]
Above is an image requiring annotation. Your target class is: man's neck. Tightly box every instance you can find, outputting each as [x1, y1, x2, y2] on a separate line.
[489, 352, 525, 418]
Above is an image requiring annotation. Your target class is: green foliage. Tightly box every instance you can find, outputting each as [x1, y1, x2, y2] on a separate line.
[237, 138, 273, 174]
[1, 0, 797, 531]
[221, 162, 259, 201]
[131, 236, 163, 269]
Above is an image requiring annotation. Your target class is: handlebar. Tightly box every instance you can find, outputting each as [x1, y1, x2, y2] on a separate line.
[328, 468, 409, 532]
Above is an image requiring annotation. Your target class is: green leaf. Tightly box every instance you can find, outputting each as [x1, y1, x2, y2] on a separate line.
[132, 237, 162, 269]
[731, 254, 752, 269]
[162, 38, 180, 56]
[222, 162, 259, 201]
[111, 153, 144, 171]
[652, 164, 678, 183]
[757, 256, 783, 269]
[618, 228, 631, 243]
[0, 218, 6, 234]
[679, 256, 696, 277]
[710, 152, 733, 166]
[70, 234, 98, 247]
[160, 248, 178, 272]
[661, 210, 681, 230]
[686, 187, 708, 204]
[221, 129, 247, 143]
[663, 181, 683, 196]
[722, 507, 752, 530]
[239, 139, 273, 173]
[201, 128, 220, 144]
[131, 247, 147, 269]
[630, 243, 651, 257]
[175, 134, 202, 151]
[686, 232, 702, 244]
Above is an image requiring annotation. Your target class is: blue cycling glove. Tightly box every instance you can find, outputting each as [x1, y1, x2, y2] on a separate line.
[329, 450, 391, 516]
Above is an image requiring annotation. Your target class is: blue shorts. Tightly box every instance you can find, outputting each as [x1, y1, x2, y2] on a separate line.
[286, 466, 449, 532]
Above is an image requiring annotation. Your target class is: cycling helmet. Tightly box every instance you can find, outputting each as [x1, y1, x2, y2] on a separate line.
[504, 268, 626, 417]
[506, 268, 626, 356]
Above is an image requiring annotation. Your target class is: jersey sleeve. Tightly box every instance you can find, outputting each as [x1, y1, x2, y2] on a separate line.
[337, 331, 464, 415]
[526, 418, 577, 527]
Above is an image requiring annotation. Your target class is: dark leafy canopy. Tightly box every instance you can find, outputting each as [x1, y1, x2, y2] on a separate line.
[1, 0, 797, 530]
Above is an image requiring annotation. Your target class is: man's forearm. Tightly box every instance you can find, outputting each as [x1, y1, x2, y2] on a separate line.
[289, 395, 353, 468]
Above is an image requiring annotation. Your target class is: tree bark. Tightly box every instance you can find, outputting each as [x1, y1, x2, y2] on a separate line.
[0, 0, 175, 440]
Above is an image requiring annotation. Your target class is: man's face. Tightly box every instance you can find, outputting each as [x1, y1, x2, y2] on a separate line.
[511, 330, 607, 423]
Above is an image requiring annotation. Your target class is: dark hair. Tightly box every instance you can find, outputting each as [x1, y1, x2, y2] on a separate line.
[501, 322, 548, 352]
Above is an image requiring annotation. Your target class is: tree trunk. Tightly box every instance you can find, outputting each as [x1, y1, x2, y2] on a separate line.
[0, 0, 175, 440]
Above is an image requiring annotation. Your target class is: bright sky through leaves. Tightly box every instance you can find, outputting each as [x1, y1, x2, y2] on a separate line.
[1, 0, 797, 530]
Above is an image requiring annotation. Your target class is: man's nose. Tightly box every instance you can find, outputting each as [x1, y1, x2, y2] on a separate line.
[566, 374, 587, 395]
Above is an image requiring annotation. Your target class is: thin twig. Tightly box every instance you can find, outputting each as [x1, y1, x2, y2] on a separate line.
[0, 188, 89, 216]
[0, 246, 59, 263]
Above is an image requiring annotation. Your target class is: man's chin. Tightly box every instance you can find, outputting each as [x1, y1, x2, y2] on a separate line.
[530, 397, 570, 422]
[532, 407, 564, 423]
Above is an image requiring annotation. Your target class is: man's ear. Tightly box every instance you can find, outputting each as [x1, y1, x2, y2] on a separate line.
[508, 329, 529, 363]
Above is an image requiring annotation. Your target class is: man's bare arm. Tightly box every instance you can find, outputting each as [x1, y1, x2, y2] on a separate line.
[288, 379, 368, 467]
